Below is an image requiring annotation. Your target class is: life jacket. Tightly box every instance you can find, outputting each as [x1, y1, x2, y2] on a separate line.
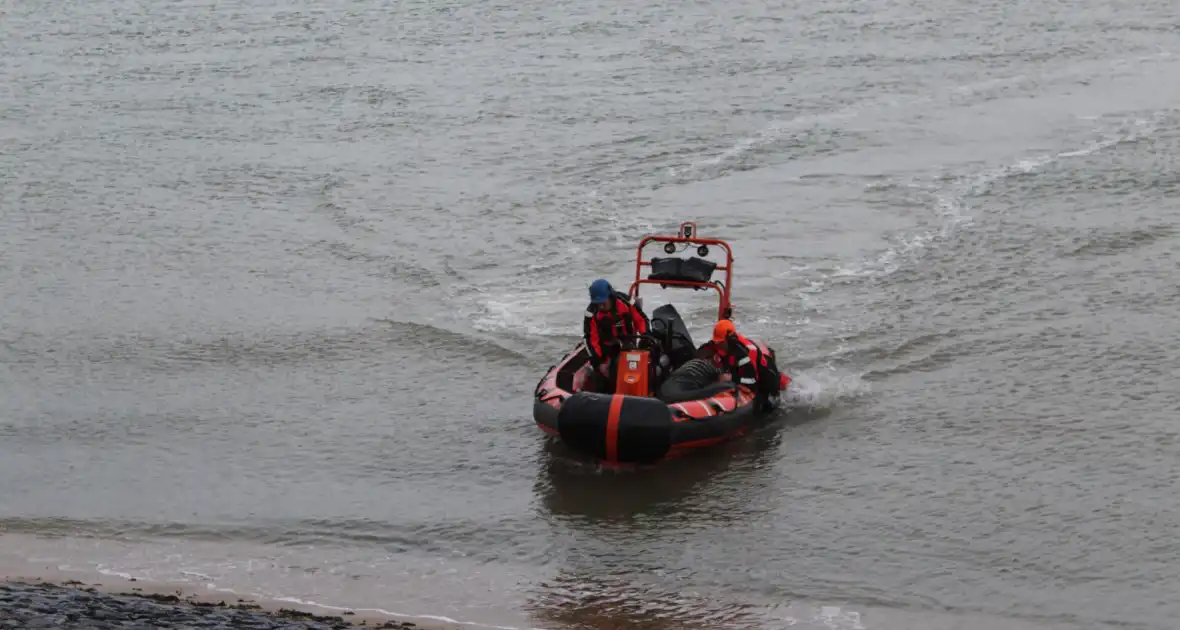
[710, 332, 765, 387]
[583, 291, 649, 363]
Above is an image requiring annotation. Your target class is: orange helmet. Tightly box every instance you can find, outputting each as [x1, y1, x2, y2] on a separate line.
[711, 319, 735, 343]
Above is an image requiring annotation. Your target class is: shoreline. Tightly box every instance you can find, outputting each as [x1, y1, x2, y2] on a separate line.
[0, 579, 419, 630]
[0, 561, 481, 630]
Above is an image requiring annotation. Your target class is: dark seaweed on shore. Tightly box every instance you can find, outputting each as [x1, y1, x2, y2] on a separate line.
[0, 581, 418, 629]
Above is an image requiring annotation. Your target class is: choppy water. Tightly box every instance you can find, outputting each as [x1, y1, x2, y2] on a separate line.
[3, 0, 1180, 628]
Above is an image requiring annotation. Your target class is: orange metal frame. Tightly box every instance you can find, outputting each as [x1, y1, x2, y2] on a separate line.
[628, 222, 734, 320]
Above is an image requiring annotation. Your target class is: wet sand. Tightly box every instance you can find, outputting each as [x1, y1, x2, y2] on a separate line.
[0, 560, 450, 630]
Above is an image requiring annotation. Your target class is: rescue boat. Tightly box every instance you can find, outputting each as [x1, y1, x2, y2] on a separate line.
[532, 221, 792, 464]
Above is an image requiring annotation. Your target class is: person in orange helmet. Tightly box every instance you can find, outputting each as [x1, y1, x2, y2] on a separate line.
[705, 318, 777, 410]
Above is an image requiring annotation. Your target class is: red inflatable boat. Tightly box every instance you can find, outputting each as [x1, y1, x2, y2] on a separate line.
[532, 222, 791, 464]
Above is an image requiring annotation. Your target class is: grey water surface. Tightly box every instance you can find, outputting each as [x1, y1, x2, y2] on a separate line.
[3, 0, 1180, 628]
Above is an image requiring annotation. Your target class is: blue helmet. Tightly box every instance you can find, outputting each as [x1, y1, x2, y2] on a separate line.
[589, 279, 612, 304]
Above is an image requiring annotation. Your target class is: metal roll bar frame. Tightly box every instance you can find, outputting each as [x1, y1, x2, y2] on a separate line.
[628, 221, 734, 321]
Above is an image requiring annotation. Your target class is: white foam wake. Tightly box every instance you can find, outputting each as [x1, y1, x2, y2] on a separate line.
[791, 109, 1173, 290]
[782, 367, 872, 411]
[266, 594, 549, 630]
[85, 563, 550, 630]
[673, 51, 1174, 179]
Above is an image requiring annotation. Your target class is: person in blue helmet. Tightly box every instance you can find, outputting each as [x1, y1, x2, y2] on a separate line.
[583, 278, 649, 392]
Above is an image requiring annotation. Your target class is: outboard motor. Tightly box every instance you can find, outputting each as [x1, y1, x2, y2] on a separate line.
[647, 304, 697, 370]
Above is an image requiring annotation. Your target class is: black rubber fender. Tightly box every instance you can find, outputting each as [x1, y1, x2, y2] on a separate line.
[556, 392, 674, 463]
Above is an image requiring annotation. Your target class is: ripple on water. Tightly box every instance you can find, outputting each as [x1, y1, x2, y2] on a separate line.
[5, 0, 1180, 628]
